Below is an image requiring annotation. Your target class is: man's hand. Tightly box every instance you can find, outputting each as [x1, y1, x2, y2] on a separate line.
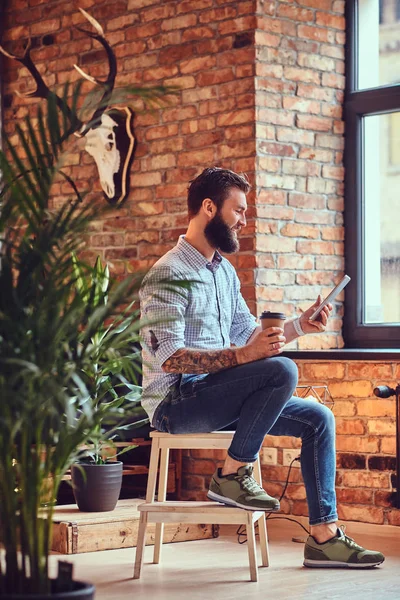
[298, 295, 332, 335]
[237, 327, 286, 364]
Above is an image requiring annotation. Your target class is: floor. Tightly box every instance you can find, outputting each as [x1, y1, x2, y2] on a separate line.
[51, 519, 400, 600]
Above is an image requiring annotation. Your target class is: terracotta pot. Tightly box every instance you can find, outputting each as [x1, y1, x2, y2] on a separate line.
[71, 461, 123, 512]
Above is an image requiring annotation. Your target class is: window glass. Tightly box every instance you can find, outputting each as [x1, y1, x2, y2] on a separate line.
[363, 112, 400, 323]
[359, 0, 400, 89]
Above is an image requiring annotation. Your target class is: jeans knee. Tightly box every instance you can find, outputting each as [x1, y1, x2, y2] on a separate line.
[271, 356, 299, 391]
[316, 402, 335, 434]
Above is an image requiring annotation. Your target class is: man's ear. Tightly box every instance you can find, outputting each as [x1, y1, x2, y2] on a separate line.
[202, 197, 217, 219]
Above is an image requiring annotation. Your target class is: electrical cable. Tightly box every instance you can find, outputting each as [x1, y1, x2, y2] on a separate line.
[236, 456, 310, 544]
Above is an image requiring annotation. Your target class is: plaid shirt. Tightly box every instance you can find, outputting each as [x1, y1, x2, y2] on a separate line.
[139, 236, 258, 423]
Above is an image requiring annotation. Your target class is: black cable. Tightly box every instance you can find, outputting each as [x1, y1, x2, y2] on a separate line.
[236, 456, 310, 544]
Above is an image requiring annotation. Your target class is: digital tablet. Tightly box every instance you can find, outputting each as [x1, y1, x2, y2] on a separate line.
[309, 275, 351, 321]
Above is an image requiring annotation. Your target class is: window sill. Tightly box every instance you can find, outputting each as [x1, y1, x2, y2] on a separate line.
[283, 349, 400, 360]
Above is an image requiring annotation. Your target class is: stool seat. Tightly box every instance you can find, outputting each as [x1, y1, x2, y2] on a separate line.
[133, 430, 270, 582]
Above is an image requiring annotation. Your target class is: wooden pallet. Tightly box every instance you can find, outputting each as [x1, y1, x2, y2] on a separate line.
[51, 498, 217, 554]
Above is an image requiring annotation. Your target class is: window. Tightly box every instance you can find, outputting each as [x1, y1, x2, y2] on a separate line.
[345, 0, 400, 347]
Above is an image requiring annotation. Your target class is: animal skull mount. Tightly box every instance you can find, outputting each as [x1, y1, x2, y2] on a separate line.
[82, 107, 136, 204]
[0, 8, 137, 206]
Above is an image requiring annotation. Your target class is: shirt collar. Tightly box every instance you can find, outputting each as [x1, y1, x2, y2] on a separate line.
[177, 235, 222, 272]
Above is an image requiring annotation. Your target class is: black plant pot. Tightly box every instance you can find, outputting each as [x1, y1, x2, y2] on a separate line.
[1, 579, 95, 599]
[71, 461, 123, 512]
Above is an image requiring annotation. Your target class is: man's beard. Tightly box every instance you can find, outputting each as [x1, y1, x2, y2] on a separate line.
[204, 211, 239, 254]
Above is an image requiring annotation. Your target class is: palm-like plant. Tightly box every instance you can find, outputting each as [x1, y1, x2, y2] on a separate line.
[0, 51, 169, 598]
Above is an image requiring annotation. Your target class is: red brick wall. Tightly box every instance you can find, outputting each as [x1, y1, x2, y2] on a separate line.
[254, 0, 345, 349]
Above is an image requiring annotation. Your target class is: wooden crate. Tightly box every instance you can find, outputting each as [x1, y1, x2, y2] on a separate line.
[51, 498, 218, 554]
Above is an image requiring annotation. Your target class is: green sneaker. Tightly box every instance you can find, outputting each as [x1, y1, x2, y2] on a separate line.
[207, 465, 280, 512]
[304, 526, 385, 568]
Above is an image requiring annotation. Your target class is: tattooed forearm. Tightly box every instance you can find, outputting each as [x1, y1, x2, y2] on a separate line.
[162, 347, 239, 374]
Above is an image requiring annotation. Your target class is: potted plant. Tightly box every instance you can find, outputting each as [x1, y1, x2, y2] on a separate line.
[70, 255, 148, 512]
[0, 10, 172, 597]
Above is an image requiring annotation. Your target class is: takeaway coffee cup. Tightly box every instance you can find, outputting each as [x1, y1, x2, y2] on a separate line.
[260, 311, 286, 334]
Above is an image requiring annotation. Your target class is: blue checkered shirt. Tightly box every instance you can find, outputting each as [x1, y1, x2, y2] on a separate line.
[139, 236, 258, 423]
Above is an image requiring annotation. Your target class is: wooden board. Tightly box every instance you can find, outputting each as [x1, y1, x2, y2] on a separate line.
[51, 498, 217, 554]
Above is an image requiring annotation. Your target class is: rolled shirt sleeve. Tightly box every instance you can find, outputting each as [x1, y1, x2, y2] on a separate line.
[140, 266, 188, 368]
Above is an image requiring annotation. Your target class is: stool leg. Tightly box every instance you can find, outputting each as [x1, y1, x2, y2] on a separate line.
[253, 456, 270, 567]
[133, 438, 160, 578]
[133, 512, 148, 579]
[153, 447, 170, 564]
[146, 438, 161, 502]
[246, 513, 258, 582]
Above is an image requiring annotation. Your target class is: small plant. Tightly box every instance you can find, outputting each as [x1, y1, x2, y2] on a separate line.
[72, 254, 148, 466]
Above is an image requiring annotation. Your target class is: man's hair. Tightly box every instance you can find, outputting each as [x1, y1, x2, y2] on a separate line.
[187, 167, 251, 219]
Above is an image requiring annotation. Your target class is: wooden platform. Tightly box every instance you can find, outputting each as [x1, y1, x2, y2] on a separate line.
[51, 498, 217, 554]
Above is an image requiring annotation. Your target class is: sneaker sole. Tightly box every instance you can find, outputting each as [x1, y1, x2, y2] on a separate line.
[207, 490, 280, 512]
[303, 558, 385, 569]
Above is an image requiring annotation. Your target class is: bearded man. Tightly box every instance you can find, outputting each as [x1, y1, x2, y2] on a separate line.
[139, 167, 384, 569]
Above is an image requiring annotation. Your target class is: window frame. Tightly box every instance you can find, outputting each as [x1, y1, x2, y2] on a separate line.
[344, 0, 400, 348]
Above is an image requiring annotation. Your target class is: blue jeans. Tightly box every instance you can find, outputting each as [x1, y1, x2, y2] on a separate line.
[152, 356, 338, 526]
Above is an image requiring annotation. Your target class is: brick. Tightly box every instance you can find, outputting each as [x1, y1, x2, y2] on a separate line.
[297, 0, 332, 8]
[257, 206, 295, 222]
[374, 490, 396, 507]
[315, 255, 344, 270]
[297, 240, 334, 255]
[259, 142, 297, 157]
[297, 83, 335, 102]
[258, 156, 281, 172]
[381, 437, 396, 455]
[288, 193, 326, 209]
[367, 420, 396, 436]
[336, 488, 374, 504]
[337, 505, 384, 525]
[281, 223, 319, 239]
[320, 226, 344, 241]
[298, 53, 336, 72]
[256, 235, 296, 253]
[90, 233, 124, 247]
[298, 25, 335, 44]
[283, 66, 320, 84]
[297, 114, 332, 132]
[276, 127, 315, 145]
[341, 471, 390, 489]
[163, 106, 198, 122]
[258, 108, 293, 127]
[255, 30, 281, 48]
[336, 436, 379, 454]
[161, 14, 197, 31]
[258, 173, 295, 190]
[282, 159, 320, 177]
[387, 510, 400, 526]
[218, 15, 257, 36]
[256, 270, 295, 286]
[180, 55, 217, 74]
[331, 400, 356, 417]
[337, 453, 366, 469]
[282, 97, 320, 114]
[316, 11, 345, 30]
[277, 4, 314, 22]
[131, 172, 162, 187]
[216, 108, 255, 127]
[322, 72, 346, 89]
[256, 287, 284, 302]
[369, 456, 396, 471]
[278, 255, 314, 270]
[303, 362, 346, 380]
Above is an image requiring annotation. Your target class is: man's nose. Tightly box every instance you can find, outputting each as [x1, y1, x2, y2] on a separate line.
[239, 215, 246, 227]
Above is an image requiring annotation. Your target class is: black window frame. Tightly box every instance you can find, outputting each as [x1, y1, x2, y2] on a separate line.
[344, 0, 400, 349]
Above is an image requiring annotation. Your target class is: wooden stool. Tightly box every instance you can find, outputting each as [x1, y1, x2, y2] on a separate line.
[134, 431, 270, 582]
